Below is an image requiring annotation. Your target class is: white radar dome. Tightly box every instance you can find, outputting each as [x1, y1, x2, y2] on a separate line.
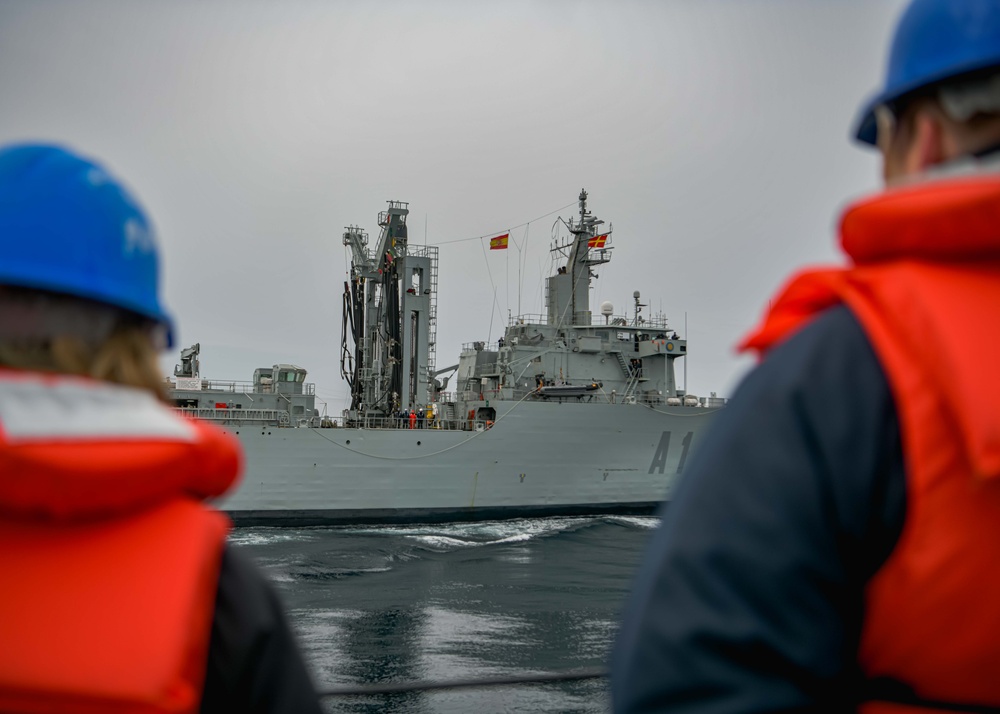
[600, 301, 614, 316]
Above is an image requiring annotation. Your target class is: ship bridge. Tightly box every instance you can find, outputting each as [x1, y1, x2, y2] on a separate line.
[254, 364, 309, 395]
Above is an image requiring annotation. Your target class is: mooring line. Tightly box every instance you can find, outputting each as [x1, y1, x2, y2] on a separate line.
[319, 667, 608, 697]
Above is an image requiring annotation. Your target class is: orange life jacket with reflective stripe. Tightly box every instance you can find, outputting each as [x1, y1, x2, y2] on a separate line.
[0, 370, 242, 714]
[742, 173, 1000, 714]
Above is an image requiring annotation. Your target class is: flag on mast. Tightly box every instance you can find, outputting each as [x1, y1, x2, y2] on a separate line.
[588, 233, 608, 249]
[489, 233, 509, 250]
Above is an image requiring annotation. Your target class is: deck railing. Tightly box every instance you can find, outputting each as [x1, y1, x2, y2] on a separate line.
[172, 379, 316, 396]
[174, 408, 502, 432]
[340, 416, 493, 431]
[506, 313, 674, 330]
[177, 395, 727, 429]
[174, 407, 292, 426]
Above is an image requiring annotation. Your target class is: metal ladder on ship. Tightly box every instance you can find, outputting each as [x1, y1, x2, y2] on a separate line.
[622, 370, 640, 402]
[611, 350, 640, 402]
[612, 350, 630, 377]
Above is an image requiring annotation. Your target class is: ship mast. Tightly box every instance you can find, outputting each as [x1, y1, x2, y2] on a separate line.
[546, 189, 612, 327]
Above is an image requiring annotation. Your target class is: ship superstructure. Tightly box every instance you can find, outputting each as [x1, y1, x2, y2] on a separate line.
[455, 190, 696, 413]
[171, 343, 321, 428]
[337, 190, 714, 430]
[168, 191, 724, 525]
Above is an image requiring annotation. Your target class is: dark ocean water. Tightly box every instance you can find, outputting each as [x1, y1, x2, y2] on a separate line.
[230, 516, 659, 714]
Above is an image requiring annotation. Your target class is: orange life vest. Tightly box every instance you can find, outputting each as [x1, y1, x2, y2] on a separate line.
[741, 174, 1000, 713]
[0, 370, 242, 714]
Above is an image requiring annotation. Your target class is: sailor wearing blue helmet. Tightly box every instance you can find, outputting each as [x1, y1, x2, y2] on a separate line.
[855, 0, 1000, 147]
[0, 144, 175, 352]
[0, 144, 323, 713]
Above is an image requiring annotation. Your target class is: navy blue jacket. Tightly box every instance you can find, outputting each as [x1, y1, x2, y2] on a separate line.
[612, 306, 906, 713]
[200, 545, 324, 714]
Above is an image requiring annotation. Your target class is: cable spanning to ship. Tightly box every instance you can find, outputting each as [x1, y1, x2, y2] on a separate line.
[319, 667, 608, 698]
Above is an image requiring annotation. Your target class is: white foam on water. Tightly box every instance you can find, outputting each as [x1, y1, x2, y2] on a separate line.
[604, 515, 660, 530]
[408, 535, 477, 550]
[228, 528, 317, 547]
[344, 516, 600, 552]
[410, 531, 543, 551]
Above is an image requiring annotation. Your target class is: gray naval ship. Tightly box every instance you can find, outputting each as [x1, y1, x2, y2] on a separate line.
[169, 190, 725, 525]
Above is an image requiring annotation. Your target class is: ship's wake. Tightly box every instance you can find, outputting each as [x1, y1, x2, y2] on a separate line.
[230, 514, 658, 551]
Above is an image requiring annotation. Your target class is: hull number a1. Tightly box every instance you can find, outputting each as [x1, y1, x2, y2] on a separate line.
[648, 431, 693, 475]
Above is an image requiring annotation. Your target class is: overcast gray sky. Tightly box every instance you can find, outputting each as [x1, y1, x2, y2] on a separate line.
[0, 0, 907, 410]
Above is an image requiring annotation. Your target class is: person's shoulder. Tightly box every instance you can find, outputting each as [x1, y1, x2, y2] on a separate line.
[202, 543, 324, 714]
[739, 304, 884, 402]
[768, 304, 872, 372]
[711, 304, 895, 451]
[214, 542, 287, 628]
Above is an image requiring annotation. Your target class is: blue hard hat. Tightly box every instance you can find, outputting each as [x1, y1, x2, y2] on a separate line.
[855, 0, 1000, 146]
[0, 143, 174, 346]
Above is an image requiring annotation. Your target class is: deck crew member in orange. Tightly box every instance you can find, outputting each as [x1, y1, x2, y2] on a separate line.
[0, 144, 323, 713]
[612, 1, 1000, 712]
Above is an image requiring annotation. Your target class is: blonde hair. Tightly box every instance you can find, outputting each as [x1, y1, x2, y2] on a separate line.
[0, 289, 168, 400]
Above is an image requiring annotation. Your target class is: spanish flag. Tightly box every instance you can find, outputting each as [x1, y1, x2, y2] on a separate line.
[489, 233, 509, 250]
[588, 233, 608, 249]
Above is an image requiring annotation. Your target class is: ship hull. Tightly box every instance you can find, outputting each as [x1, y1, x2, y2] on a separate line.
[215, 401, 719, 525]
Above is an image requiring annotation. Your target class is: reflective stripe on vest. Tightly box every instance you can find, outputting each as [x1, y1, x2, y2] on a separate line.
[0, 375, 196, 443]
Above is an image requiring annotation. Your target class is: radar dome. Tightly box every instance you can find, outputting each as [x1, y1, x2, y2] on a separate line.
[600, 301, 614, 316]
